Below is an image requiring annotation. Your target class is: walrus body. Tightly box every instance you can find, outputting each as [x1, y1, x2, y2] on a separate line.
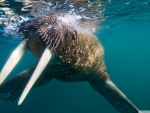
[0, 16, 139, 113]
[19, 16, 106, 82]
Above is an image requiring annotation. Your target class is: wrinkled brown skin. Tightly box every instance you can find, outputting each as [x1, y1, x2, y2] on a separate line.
[0, 16, 139, 113]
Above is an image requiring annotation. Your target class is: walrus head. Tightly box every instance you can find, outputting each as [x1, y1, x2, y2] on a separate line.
[18, 16, 77, 58]
[0, 15, 78, 105]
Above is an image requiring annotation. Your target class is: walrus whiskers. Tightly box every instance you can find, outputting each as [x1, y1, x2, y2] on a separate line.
[0, 39, 28, 85]
[46, 36, 50, 44]
[53, 33, 61, 50]
[39, 31, 43, 35]
[43, 36, 47, 41]
[48, 38, 53, 48]
[52, 33, 59, 50]
[41, 31, 47, 39]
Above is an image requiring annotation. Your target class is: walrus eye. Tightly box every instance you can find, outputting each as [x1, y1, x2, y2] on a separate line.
[0, 39, 28, 84]
[18, 47, 52, 105]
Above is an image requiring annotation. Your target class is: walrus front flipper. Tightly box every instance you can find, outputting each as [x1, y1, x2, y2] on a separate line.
[0, 66, 52, 102]
[88, 72, 139, 113]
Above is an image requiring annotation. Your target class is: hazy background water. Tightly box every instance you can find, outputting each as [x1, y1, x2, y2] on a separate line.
[0, 0, 150, 113]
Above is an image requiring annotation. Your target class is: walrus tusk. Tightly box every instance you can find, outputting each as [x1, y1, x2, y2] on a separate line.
[0, 39, 28, 85]
[18, 47, 52, 105]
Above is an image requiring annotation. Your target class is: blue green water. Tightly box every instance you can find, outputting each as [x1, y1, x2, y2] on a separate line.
[0, 0, 150, 113]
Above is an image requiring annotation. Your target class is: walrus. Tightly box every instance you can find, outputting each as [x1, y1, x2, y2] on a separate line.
[0, 16, 139, 113]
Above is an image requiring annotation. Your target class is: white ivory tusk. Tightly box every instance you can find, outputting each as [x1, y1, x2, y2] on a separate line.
[0, 39, 28, 85]
[18, 47, 52, 105]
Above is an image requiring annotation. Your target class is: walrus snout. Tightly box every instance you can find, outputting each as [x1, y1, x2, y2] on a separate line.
[27, 35, 45, 58]
[18, 16, 77, 58]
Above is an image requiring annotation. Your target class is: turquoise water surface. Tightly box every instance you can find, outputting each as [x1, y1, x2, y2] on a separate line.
[0, 0, 150, 113]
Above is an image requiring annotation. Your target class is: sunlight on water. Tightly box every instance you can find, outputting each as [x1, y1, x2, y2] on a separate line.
[0, 0, 106, 25]
[0, 0, 106, 43]
[0, 0, 150, 44]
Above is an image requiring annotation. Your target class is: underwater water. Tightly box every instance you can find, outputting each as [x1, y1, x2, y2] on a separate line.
[0, 0, 150, 113]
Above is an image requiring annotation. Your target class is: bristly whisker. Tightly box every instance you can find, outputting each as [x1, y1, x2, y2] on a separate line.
[52, 33, 59, 50]
[54, 33, 60, 50]
[45, 35, 49, 41]
[41, 34, 45, 39]
[46, 37, 50, 44]
[43, 35, 48, 41]
[39, 32, 43, 36]
[39, 29, 43, 34]
[55, 38, 61, 50]
[41, 31, 47, 39]
[48, 38, 53, 48]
